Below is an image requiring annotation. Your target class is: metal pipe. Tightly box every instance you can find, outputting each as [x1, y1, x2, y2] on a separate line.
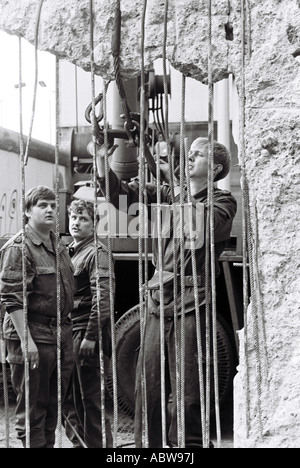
[216, 78, 231, 191]
[109, 79, 139, 179]
[0, 126, 70, 167]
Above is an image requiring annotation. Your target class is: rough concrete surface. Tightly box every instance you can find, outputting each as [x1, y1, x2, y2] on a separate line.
[0, 0, 300, 448]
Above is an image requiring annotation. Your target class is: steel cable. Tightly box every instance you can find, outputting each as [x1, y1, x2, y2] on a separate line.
[184, 137, 207, 449]
[18, 36, 31, 449]
[207, 0, 221, 448]
[89, 0, 107, 448]
[138, 0, 150, 448]
[178, 75, 186, 448]
[112, 1, 134, 131]
[162, 0, 182, 448]
[240, 0, 262, 440]
[102, 79, 119, 447]
[253, 205, 268, 370]
[244, 184, 264, 439]
[0, 306, 10, 447]
[241, 0, 265, 440]
[240, 0, 250, 438]
[54, 55, 63, 449]
[155, 139, 168, 448]
[205, 0, 213, 448]
[23, 0, 44, 166]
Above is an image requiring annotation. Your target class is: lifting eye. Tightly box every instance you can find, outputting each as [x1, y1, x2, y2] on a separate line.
[292, 48, 300, 58]
[225, 22, 234, 41]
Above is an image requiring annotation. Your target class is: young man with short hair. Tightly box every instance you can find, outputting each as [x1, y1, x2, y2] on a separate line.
[64, 199, 114, 448]
[93, 136, 237, 448]
[0, 185, 75, 448]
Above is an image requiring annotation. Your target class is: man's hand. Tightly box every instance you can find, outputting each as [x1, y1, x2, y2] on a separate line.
[10, 309, 39, 370]
[87, 142, 118, 178]
[21, 337, 39, 371]
[79, 338, 96, 359]
[87, 141, 118, 159]
[158, 159, 171, 184]
[158, 159, 181, 190]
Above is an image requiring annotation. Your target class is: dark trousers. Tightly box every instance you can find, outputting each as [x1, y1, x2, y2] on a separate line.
[134, 309, 208, 448]
[63, 329, 113, 448]
[6, 338, 74, 448]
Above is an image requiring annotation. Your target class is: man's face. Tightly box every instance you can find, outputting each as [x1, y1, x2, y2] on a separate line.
[26, 199, 56, 231]
[186, 142, 209, 179]
[69, 208, 94, 242]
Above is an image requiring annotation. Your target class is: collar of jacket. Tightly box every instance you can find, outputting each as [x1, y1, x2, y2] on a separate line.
[25, 224, 65, 254]
[68, 234, 94, 256]
[173, 185, 208, 201]
[191, 185, 230, 201]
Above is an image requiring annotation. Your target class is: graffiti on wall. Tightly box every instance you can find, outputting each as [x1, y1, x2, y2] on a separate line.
[0, 190, 19, 237]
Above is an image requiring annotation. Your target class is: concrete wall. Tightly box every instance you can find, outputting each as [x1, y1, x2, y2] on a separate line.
[1, 0, 300, 447]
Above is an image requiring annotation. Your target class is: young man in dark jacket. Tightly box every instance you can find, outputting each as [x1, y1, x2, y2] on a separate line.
[64, 199, 115, 448]
[94, 137, 237, 448]
[0, 185, 75, 448]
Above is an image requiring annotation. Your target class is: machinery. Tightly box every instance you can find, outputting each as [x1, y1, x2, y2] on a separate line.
[0, 69, 244, 417]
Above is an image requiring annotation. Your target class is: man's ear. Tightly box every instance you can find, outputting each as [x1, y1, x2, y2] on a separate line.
[214, 164, 223, 175]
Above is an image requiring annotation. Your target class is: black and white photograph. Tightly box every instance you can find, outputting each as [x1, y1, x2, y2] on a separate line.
[0, 0, 300, 452]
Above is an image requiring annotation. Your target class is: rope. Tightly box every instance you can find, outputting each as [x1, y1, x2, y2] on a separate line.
[139, 0, 149, 448]
[18, 36, 31, 449]
[240, 0, 265, 440]
[54, 56, 63, 449]
[253, 205, 268, 370]
[245, 0, 252, 60]
[207, 0, 221, 448]
[162, 0, 175, 204]
[24, 0, 44, 166]
[156, 0, 175, 448]
[204, 0, 213, 448]
[62, 413, 88, 448]
[244, 186, 264, 439]
[184, 137, 207, 449]
[162, 0, 182, 448]
[240, 0, 250, 438]
[0, 305, 10, 448]
[102, 79, 119, 447]
[75, 66, 79, 133]
[178, 75, 186, 448]
[112, 1, 134, 131]
[89, 0, 107, 448]
[155, 142, 168, 448]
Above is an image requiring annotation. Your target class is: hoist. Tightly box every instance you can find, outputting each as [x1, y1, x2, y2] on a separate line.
[0, 0, 259, 452]
[83, 78, 173, 182]
[80, 0, 173, 182]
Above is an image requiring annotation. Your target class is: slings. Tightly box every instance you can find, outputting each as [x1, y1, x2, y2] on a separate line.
[23, 0, 45, 166]
[1, 0, 247, 450]
[103, 79, 119, 447]
[112, 0, 140, 147]
[89, 0, 110, 448]
[138, 0, 150, 449]
[207, 0, 221, 448]
[54, 55, 63, 449]
[240, 0, 266, 441]
[111, 3, 132, 130]
[18, 35, 31, 449]
[0, 306, 9, 448]
[162, 0, 183, 448]
[106, 0, 223, 449]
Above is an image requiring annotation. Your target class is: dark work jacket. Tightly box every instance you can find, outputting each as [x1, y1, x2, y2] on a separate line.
[0, 224, 74, 342]
[98, 169, 237, 315]
[69, 235, 115, 341]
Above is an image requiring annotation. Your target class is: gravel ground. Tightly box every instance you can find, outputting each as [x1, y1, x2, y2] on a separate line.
[1, 364, 234, 449]
[0, 397, 233, 449]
